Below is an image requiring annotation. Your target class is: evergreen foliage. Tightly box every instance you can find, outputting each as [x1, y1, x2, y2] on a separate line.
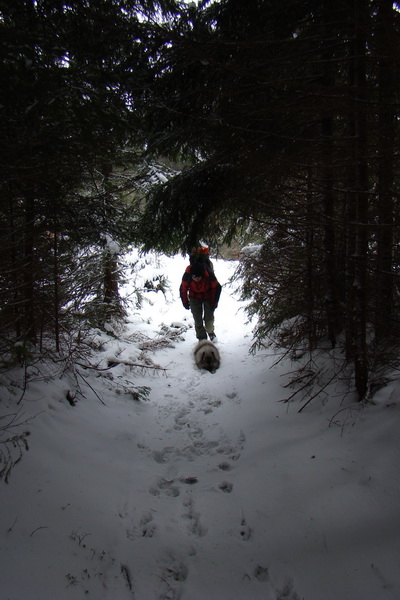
[136, 0, 400, 400]
[0, 0, 178, 357]
[2, 0, 400, 400]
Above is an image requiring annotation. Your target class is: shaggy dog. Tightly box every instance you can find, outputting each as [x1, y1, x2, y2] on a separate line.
[193, 340, 220, 373]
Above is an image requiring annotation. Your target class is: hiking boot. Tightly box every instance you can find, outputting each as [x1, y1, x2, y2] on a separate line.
[208, 332, 216, 341]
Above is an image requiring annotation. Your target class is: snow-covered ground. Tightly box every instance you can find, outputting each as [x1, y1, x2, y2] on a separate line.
[1, 252, 400, 600]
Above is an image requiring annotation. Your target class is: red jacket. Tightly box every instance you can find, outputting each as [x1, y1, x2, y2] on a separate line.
[180, 266, 222, 309]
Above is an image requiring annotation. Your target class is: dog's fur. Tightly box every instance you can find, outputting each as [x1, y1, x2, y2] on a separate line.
[193, 339, 220, 373]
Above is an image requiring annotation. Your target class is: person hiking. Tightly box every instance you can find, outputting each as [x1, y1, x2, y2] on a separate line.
[180, 260, 221, 341]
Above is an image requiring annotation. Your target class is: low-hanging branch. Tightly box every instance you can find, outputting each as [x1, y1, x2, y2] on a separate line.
[106, 358, 168, 371]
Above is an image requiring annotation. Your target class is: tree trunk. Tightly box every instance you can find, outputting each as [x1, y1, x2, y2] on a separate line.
[103, 252, 120, 307]
[7, 191, 22, 338]
[23, 193, 36, 343]
[375, 0, 395, 341]
[321, 0, 341, 349]
[351, 0, 369, 400]
[53, 229, 60, 352]
[305, 170, 316, 349]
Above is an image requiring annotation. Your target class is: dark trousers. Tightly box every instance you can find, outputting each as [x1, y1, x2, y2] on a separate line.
[189, 297, 215, 340]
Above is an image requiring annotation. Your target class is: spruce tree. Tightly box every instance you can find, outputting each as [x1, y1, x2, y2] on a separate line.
[0, 0, 179, 355]
[136, 0, 400, 400]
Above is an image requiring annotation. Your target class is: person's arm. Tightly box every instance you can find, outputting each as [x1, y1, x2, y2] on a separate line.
[179, 271, 191, 308]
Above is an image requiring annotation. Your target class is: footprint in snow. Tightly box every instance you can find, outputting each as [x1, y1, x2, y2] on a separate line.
[219, 481, 233, 493]
[152, 447, 175, 464]
[118, 502, 129, 520]
[254, 565, 270, 582]
[239, 514, 253, 541]
[215, 429, 246, 461]
[218, 461, 232, 471]
[173, 407, 192, 430]
[126, 511, 156, 540]
[182, 493, 208, 538]
[157, 552, 190, 600]
[188, 425, 203, 439]
[201, 399, 222, 414]
[149, 477, 180, 498]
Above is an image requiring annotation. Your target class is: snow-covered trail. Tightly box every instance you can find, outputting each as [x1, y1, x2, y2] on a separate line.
[1, 256, 294, 600]
[1, 254, 400, 600]
[113, 262, 296, 600]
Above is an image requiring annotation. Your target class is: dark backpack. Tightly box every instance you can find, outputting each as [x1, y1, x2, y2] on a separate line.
[189, 246, 214, 274]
